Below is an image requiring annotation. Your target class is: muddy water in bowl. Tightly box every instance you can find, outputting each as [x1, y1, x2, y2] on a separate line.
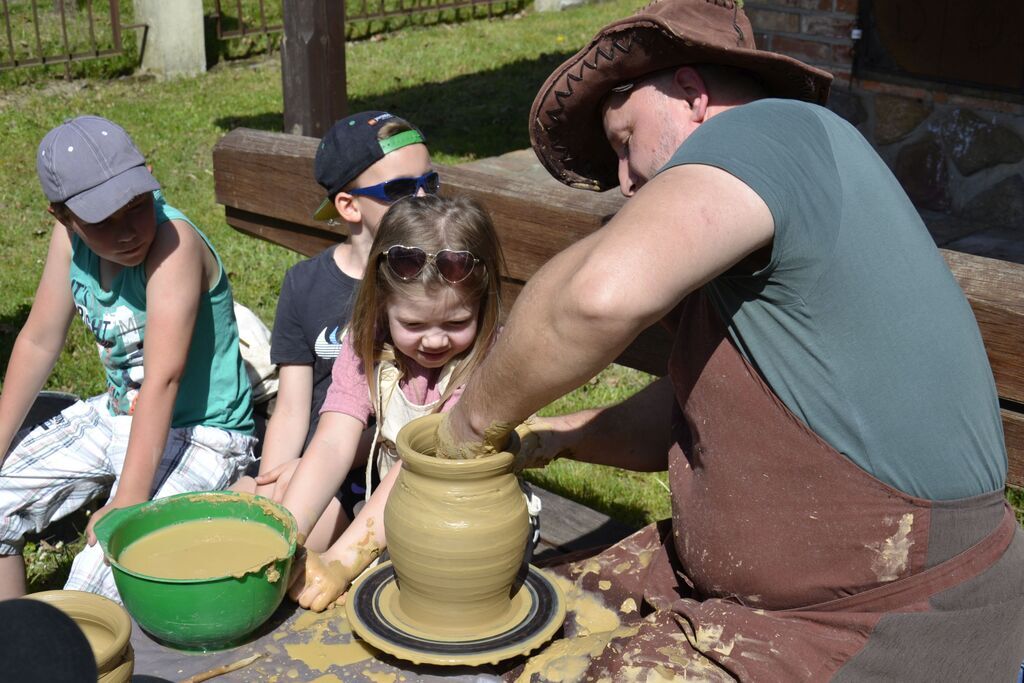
[94, 491, 296, 650]
[118, 518, 290, 580]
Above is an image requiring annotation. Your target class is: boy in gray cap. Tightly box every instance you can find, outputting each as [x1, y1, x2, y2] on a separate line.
[0, 115, 255, 601]
[233, 111, 435, 553]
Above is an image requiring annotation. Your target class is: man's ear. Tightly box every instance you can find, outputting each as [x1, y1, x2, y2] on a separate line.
[334, 192, 361, 224]
[671, 66, 710, 123]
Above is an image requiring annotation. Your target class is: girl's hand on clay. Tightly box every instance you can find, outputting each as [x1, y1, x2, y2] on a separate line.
[287, 547, 357, 612]
[254, 460, 301, 503]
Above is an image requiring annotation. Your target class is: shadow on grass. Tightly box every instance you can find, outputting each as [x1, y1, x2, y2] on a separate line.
[204, 14, 283, 70]
[213, 50, 576, 159]
[216, 111, 285, 133]
[25, 509, 95, 593]
[0, 304, 31, 383]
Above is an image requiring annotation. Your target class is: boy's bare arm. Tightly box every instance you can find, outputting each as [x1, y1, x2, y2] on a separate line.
[257, 364, 313, 481]
[0, 224, 77, 460]
[281, 410, 365, 540]
[86, 219, 206, 541]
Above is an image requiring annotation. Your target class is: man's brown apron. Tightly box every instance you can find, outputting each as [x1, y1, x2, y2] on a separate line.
[512, 292, 1024, 682]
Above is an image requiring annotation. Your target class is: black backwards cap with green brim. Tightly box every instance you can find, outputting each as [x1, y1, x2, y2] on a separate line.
[313, 111, 426, 221]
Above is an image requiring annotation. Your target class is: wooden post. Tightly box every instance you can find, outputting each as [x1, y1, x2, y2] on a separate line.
[281, 0, 347, 137]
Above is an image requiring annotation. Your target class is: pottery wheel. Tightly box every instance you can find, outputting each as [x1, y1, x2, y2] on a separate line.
[346, 561, 565, 666]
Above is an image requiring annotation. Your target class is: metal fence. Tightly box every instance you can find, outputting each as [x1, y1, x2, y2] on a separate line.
[212, 0, 525, 42]
[345, 0, 523, 23]
[1, 0, 525, 76]
[0, 0, 140, 75]
[213, 0, 281, 41]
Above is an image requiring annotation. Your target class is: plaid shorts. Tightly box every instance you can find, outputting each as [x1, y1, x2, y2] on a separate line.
[0, 394, 255, 601]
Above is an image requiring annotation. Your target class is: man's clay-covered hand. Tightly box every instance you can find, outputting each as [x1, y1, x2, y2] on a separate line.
[435, 412, 514, 460]
[512, 416, 570, 472]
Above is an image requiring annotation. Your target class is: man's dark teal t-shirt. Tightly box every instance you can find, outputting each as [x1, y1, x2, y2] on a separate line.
[662, 98, 1005, 501]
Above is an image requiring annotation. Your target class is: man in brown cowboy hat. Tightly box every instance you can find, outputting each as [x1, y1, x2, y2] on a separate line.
[438, 0, 1024, 679]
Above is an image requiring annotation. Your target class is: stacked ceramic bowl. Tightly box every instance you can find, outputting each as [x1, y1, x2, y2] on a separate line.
[27, 590, 134, 682]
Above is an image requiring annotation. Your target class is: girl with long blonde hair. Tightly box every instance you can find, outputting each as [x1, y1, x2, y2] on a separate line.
[278, 194, 506, 611]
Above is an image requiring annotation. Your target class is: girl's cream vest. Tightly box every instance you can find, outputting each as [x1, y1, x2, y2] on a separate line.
[365, 357, 458, 500]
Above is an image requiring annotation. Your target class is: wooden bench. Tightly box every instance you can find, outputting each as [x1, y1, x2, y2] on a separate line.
[212, 127, 1024, 538]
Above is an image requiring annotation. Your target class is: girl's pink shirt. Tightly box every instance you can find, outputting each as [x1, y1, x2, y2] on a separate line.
[320, 338, 465, 426]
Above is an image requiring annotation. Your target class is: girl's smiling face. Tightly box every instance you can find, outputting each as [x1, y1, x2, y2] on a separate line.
[386, 285, 480, 369]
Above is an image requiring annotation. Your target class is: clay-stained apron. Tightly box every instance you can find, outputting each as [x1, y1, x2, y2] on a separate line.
[504, 291, 1024, 682]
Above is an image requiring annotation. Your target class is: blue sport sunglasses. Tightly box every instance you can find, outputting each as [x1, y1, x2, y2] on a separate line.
[349, 171, 440, 203]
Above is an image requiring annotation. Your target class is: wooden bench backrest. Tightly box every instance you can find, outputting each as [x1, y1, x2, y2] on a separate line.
[213, 127, 1024, 489]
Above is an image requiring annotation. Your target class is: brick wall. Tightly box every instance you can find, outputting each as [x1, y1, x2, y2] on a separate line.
[745, 0, 1024, 248]
[745, 0, 858, 83]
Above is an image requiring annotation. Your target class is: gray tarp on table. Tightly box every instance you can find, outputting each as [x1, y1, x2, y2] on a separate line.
[130, 600, 505, 682]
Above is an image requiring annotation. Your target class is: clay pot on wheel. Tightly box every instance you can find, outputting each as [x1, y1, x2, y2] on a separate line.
[386, 413, 528, 639]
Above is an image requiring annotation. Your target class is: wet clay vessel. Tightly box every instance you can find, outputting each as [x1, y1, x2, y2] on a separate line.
[386, 413, 530, 637]
[348, 413, 565, 666]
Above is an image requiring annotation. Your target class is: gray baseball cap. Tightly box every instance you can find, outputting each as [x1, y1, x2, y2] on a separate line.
[37, 115, 160, 224]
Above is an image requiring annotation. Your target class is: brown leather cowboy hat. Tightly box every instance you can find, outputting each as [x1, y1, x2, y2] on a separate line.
[529, 0, 833, 191]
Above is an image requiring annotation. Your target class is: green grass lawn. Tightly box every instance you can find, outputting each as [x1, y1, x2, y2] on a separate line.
[0, 0, 527, 86]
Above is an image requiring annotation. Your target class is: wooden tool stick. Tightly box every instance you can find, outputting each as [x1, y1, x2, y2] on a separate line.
[179, 653, 262, 683]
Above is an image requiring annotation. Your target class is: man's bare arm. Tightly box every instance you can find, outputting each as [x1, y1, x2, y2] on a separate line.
[444, 163, 774, 448]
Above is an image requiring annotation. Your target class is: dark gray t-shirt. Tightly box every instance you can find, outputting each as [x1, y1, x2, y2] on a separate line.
[271, 246, 359, 448]
[663, 98, 1005, 500]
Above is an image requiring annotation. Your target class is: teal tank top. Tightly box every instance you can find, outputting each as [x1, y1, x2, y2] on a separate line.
[69, 191, 254, 434]
[662, 99, 1004, 500]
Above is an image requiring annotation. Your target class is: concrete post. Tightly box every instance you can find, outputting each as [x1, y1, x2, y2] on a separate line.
[132, 0, 206, 80]
[534, 0, 587, 12]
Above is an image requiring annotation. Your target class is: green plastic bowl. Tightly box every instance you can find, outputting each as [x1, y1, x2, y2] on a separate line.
[93, 491, 297, 651]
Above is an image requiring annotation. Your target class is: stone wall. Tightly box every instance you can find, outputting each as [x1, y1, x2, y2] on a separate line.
[746, 0, 1024, 235]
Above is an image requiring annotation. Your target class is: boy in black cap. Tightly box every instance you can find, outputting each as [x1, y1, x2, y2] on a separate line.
[0, 115, 255, 601]
[234, 112, 436, 551]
